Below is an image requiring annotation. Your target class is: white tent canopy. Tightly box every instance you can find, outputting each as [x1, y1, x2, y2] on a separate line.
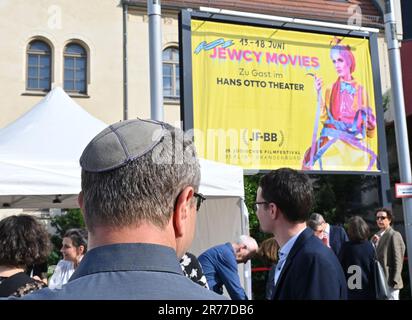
[0, 87, 252, 298]
[0, 87, 107, 208]
[192, 159, 251, 298]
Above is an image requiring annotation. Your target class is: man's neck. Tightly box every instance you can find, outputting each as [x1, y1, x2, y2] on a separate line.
[87, 222, 176, 251]
[379, 225, 390, 233]
[275, 222, 307, 248]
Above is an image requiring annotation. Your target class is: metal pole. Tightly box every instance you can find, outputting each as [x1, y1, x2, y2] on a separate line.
[147, 0, 163, 121]
[240, 200, 252, 299]
[384, 0, 412, 297]
[123, 3, 128, 120]
[370, 34, 392, 208]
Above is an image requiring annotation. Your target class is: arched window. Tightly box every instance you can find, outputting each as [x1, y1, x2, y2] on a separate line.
[27, 40, 51, 91]
[162, 47, 179, 99]
[64, 43, 87, 94]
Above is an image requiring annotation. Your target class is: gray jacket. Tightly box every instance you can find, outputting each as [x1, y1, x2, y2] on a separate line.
[23, 243, 227, 300]
[375, 227, 406, 289]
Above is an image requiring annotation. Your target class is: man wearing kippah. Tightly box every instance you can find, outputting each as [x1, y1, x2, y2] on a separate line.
[23, 119, 225, 300]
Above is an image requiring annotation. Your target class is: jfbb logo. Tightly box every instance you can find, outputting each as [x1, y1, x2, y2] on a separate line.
[250, 131, 278, 142]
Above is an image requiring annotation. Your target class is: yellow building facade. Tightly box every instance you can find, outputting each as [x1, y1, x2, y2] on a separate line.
[0, 0, 391, 129]
[0, 0, 181, 128]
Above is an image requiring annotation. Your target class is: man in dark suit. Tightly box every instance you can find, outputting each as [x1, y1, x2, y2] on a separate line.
[255, 168, 347, 300]
[329, 224, 349, 256]
[308, 213, 349, 255]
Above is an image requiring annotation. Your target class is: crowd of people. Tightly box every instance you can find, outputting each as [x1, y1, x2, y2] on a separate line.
[304, 208, 406, 300]
[0, 118, 408, 300]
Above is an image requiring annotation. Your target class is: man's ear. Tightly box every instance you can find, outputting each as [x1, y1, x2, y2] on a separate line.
[173, 186, 195, 237]
[78, 245, 86, 255]
[269, 202, 278, 220]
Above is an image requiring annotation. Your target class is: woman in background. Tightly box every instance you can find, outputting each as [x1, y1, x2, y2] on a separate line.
[48, 228, 87, 289]
[339, 216, 375, 300]
[256, 237, 279, 300]
[0, 215, 51, 297]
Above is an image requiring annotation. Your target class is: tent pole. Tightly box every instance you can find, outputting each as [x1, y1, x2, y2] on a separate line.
[240, 199, 252, 299]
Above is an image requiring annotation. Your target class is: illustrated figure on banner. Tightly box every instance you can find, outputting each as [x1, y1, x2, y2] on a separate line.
[302, 37, 377, 171]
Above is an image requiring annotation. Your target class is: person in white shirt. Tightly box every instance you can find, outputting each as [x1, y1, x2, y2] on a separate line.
[48, 228, 87, 289]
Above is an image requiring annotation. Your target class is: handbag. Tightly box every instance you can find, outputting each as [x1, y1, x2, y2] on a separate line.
[373, 257, 390, 300]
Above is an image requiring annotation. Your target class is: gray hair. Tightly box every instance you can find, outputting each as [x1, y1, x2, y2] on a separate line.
[307, 212, 325, 231]
[81, 123, 200, 231]
[238, 235, 258, 252]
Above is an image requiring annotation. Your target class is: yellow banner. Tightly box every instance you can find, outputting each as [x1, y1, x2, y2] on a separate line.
[191, 19, 379, 171]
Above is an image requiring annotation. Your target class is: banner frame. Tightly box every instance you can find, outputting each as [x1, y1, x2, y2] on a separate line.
[179, 9, 391, 205]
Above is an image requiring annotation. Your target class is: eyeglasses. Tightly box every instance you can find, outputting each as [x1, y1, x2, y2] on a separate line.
[194, 192, 206, 211]
[376, 216, 387, 221]
[254, 201, 269, 211]
[174, 190, 206, 212]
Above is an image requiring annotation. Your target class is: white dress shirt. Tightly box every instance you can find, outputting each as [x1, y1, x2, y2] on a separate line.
[274, 228, 306, 286]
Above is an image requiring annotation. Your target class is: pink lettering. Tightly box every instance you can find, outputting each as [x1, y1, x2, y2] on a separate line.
[209, 47, 217, 58]
[253, 51, 263, 63]
[218, 47, 226, 59]
[227, 48, 243, 61]
[311, 57, 320, 68]
[243, 50, 253, 61]
[288, 54, 297, 66]
[266, 52, 278, 64]
[278, 54, 288, 65]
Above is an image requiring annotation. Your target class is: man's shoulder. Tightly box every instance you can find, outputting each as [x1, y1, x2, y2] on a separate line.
[382, 227, 401, 243]
[388, 227, 401, 236]
[297, 236, 340, 265]
[390, 229, 406, 245]
[331, 224, 346, 234]
[22, 270, 227, 300]
[331, 224, 343, 230]
[199, 243, 232, 260]
[299, 236, 328, 254]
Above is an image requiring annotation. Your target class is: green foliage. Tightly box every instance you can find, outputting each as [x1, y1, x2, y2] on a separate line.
[47, 250, 61, 268]
[244, 174, 265, 243]
[48, 209, 85, 265]
[245, 174, 274, 299]
[51, 208, 85, 237]
[311, 174, 379, 224]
